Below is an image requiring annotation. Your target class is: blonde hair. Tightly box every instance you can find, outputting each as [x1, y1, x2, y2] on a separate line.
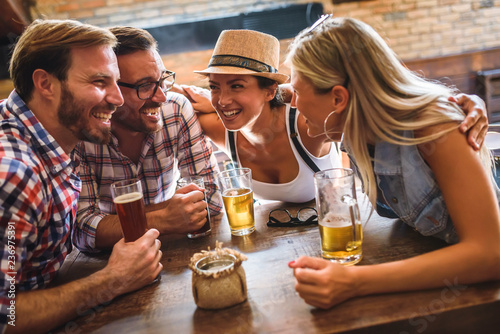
[10, 19, 117, 102]
[287, 17, 492, 204]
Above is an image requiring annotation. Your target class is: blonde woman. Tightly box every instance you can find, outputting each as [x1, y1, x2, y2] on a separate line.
[287, 16, 500, 308]
[180, 29, 488, 203]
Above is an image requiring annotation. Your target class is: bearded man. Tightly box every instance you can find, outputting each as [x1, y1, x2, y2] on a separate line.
[0, 20, 162, 333]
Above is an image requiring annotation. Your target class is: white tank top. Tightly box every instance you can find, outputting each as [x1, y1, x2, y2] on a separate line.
[224, 105, 341, 203]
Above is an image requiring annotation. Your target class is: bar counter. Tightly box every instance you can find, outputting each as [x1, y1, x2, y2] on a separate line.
[53, 198, 500, 333]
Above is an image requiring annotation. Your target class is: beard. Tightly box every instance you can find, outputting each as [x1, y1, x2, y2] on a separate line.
[112, 101, 163, 134]
[57, 84, 113, 144]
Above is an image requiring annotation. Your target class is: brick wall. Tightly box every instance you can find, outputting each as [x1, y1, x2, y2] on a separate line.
[0, 0, 488, 95]
[324, 0, 500, 61]
[31, 0, 500, 61]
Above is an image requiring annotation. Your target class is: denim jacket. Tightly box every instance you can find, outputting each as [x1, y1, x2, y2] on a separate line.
[353, 131, 500, 244]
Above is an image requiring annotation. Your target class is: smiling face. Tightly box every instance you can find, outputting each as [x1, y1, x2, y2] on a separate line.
[290, 67, 342, 138]
[59, 44, 123, 145]
[208, 74, 275, 131]
[113, 48, 167, 134]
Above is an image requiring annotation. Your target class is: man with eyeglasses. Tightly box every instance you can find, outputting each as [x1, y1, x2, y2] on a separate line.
[73, 26, 222, 252]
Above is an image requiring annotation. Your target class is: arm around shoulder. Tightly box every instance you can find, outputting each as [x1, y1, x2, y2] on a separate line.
[196, 112, 226, 148]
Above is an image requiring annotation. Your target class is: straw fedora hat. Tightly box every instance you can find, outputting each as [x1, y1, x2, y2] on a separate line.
[194, 30, 289, 84]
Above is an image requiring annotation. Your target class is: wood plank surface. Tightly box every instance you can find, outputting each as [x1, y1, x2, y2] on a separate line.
[52, 197, 500, 333]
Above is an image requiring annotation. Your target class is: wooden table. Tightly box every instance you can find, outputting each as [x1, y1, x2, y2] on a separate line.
[53, 198, 500, 333]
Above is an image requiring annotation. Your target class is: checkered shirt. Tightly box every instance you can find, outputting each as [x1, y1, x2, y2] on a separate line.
[72, 92, 222, 252]
[0, 91, 81, 330]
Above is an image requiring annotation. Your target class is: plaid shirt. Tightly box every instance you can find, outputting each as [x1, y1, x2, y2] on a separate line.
[73, 92, 222, 252]
[0, 92, 81, 330]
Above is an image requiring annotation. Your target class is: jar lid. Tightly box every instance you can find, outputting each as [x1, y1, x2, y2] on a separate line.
[189, 241, 247, 278]
[195, 254, 236, 274]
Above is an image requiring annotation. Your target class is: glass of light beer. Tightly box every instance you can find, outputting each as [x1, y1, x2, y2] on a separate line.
[217, 168, 255, 236]
[314, 168, 362, 265]
[111, 179, 148, 242]
[176, 176, 211, 238]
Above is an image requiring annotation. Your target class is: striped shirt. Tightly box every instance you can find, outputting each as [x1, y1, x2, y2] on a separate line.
[73, 92, 222, 252]
[0, 91, 81, 330]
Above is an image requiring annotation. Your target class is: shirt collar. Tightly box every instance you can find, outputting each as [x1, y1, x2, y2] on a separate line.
[109, 128, 156, 151]
[4, 91, 73, 175]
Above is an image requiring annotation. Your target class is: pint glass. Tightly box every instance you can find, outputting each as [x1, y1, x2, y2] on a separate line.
[111, 179, 148, 242]
[217, 168, 255, 236]
[176, 176, 211, 238]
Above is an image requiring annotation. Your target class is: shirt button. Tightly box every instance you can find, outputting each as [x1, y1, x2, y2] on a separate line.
[391, 197, 398, 204]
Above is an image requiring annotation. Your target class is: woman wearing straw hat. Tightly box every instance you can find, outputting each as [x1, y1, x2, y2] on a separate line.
[179, 29, 488, 204]
[286, 16, 500, 309]
[183, 29, 342, 203]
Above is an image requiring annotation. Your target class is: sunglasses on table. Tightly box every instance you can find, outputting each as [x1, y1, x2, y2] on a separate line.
[267, 207, 318, 227]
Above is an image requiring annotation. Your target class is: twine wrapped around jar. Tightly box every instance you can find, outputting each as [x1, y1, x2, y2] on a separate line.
[189, 241, 248, 309]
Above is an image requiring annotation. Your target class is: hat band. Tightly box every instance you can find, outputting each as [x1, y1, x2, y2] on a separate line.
[208, 55, 278, 74]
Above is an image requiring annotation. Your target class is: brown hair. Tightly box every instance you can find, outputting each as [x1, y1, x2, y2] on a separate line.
[108, 26, 158, 56]
[9, 19, 117, 102]
[255, 76, 285, 109]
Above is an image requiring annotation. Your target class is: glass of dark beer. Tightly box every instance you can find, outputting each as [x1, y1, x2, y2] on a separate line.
[176, 176, 211, 238]
[111, 179, 148, 242]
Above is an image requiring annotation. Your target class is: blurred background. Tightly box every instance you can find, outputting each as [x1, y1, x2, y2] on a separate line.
[1, 0, 500, 122]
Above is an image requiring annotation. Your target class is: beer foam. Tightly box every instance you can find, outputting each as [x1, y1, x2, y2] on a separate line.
[113, 192, 143, 204]
[223, 188, 252, 197]
[320, 212, 353, 227]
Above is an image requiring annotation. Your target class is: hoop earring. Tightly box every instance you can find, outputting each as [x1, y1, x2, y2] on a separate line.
[309, 110, 337, 140]
[323, 110, 337, 141]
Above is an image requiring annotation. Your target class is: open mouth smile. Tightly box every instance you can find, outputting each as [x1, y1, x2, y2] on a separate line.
[221, 109, 241, 117]
[92, 112, 113, 123]
[141, 108, 161, 117]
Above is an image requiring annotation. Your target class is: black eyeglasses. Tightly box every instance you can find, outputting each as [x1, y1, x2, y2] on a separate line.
[118, 70, 175, 100]
[267, 207, 318, 227]
[305, 14, 333, 34]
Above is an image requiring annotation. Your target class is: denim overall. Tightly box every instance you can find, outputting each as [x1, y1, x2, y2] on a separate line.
[354, 131, 500, 244]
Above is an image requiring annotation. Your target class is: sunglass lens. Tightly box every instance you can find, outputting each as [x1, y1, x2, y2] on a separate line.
[297, 208, 317, 222]
[269, 210, 290, 223]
